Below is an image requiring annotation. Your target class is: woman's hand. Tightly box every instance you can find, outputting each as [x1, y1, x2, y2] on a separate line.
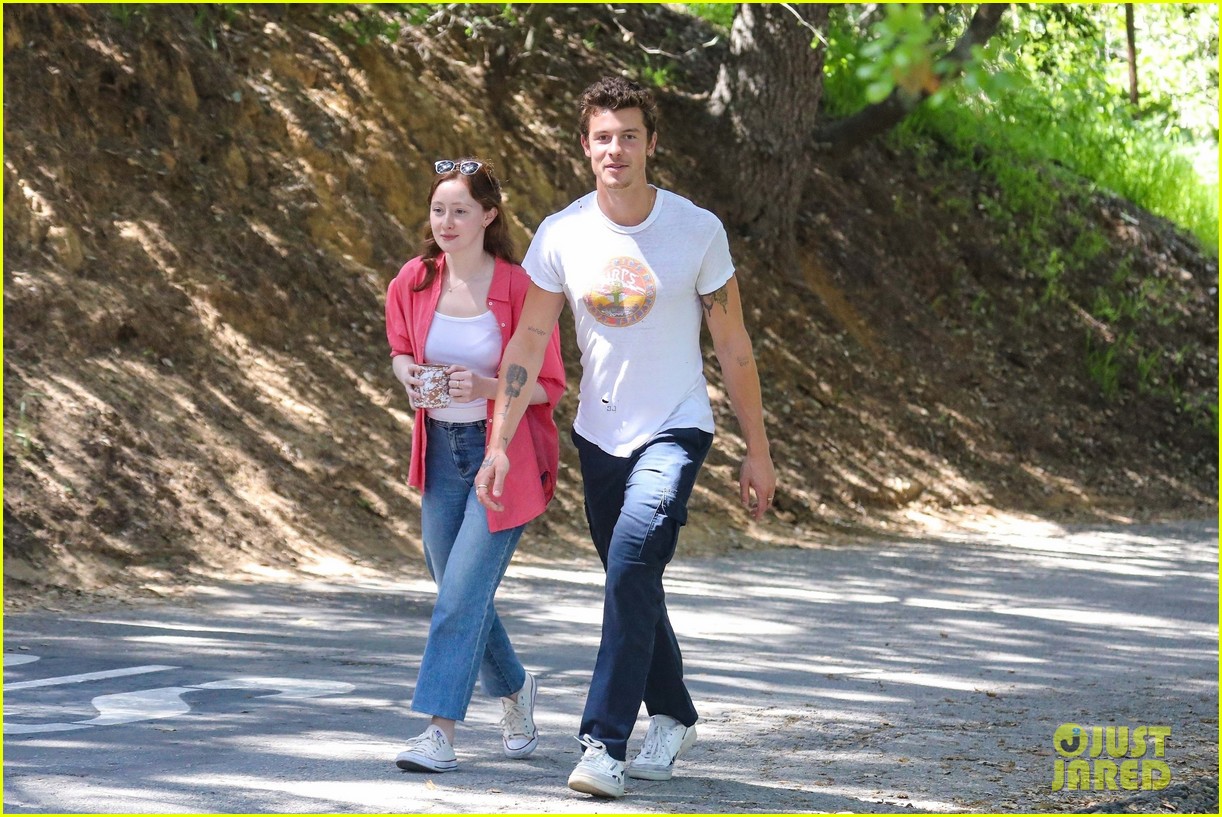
[399, 361, 424, 402]
[446, 365, 490, 403]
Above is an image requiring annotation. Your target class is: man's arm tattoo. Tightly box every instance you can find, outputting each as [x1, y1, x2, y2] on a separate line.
[700, 285, 729, 317]
[504, 363, 528, 399]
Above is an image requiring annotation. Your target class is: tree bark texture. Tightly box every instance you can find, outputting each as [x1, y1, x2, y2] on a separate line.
[709, 3, 830, 267]
[1125, 3, 1139, 106]
[815, 3, 1008, 149]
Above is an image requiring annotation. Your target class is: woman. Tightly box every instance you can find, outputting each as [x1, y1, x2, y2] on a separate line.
[385, 157, 565, 773]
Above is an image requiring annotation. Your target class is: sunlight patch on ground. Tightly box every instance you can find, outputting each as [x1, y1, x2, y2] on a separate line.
[146, 772, 640, 813]
[970, 650, 1048, 665]
[996, 605, 1217, 638]
[782, 687, 912, 705]
[1, 780, 195, 814]
[852, 669, 1031, 693]
[119, 635, 254, 648]
[668, 608, 802, 638]
[670, 580, 901, 606]
[67, 618, 269, 635]
[505, 565, 607, 587]
[299, 555, 381, 579]
[902, 596, 986, 611]
[525, 604, 602, 627]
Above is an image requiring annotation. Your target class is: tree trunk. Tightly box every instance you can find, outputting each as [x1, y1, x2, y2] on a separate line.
[1125, 3, 1139, 106]
[709, 3, 829, 271]
[815, 4, 1007, 149]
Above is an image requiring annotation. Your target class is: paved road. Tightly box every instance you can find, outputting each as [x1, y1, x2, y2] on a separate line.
[3, 519, 1217, 813]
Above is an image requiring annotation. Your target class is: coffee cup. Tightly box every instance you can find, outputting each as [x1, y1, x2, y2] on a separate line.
[409, 364, 451, 410]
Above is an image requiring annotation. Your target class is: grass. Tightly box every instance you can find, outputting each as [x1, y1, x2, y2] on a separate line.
[820, 10, 1217, 257]
[814, 10, 1216, 428]
[913, 88, 1217, 256]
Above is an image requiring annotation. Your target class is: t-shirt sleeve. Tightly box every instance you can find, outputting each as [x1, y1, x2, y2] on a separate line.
[695, 221, 735, 296]
[522, 220, 566, 294]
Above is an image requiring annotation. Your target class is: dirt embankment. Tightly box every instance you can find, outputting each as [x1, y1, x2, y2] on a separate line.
[3, 5, 1217, 609]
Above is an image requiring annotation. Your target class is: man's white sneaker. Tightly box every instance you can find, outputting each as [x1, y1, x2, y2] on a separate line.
[500, 671, 539, 758]
[627, 714, 696, 780]
[395, 725, 458, 773]
[567, 734, 626, 798]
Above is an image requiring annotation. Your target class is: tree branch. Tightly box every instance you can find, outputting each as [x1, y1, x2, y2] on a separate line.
[813, 3, 1007, 150]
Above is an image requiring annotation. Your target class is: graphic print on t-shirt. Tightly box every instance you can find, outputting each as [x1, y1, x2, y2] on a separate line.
[582, 256, 658, 328]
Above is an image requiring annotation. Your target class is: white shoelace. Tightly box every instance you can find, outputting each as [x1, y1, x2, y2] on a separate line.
[499, 698, 532, 738]
[405, 727, 445, 754]
[635, 721, 669, 764]
[576, 734, 622, 773]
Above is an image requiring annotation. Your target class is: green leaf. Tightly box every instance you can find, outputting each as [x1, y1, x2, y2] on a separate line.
[866, 79, 895, 103]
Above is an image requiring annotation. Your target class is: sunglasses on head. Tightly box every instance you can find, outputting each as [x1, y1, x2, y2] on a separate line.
[434, 159, 483, 175]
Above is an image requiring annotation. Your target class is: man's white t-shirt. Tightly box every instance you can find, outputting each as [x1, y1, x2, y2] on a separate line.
[524, 187, 734, 457]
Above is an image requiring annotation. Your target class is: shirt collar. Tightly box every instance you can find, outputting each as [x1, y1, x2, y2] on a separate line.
[488, 257, 512, 303]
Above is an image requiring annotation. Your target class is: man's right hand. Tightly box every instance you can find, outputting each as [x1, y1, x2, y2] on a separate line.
[475, 449, 510, 512]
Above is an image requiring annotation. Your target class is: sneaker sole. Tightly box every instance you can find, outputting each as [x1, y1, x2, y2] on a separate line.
[395, 755, 458, 773]
[568, 770, 625, 798]
[626, 724, 697, 781]
[625, 764, 672, 781]
[503, 733, 538, 759]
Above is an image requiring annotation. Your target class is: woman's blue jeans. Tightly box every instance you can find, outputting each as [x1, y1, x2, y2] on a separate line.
[411, 417, 527, 722]
[572, 426, 713, 761]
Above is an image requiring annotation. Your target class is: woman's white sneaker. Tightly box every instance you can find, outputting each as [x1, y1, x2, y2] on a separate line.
[567, 734, 626, 798]
[395, 725, 458, 773]
[626, 714, 696, 780]
[500, 671, 539, 758]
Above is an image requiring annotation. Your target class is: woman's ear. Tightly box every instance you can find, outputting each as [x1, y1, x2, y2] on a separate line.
[484, 207, 498, 227]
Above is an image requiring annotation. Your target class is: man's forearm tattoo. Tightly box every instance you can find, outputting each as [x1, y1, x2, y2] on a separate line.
[700, 285, 729, 317]
[505, 364, 528, 398]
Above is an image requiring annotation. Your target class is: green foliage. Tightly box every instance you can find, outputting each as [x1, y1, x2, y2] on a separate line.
[333, 6, 406, 45]
[911, 65, 1218, 256]
[822, 4, 1218, 254]
[856, 4, 937, 103]
[323, 4, 439, 45]
[681, 3, 735, 31]
[1014, 3, 1218, 143]
[1085, 335, 1124, 398]
[192, 5, 238, 51]
[817, 3, 1216, 422]
[826, 4, 1014, 110]
[109, 4, 150, 33]
[640, 54, 676, 90]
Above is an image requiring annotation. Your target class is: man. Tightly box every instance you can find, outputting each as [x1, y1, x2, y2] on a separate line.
[475, 76, 776, 798]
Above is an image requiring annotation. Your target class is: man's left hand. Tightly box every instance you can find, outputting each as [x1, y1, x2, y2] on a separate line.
[739, 451, 777, 520]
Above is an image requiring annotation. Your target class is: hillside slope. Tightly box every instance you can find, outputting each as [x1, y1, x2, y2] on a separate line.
[3, 5, 1217, 608]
